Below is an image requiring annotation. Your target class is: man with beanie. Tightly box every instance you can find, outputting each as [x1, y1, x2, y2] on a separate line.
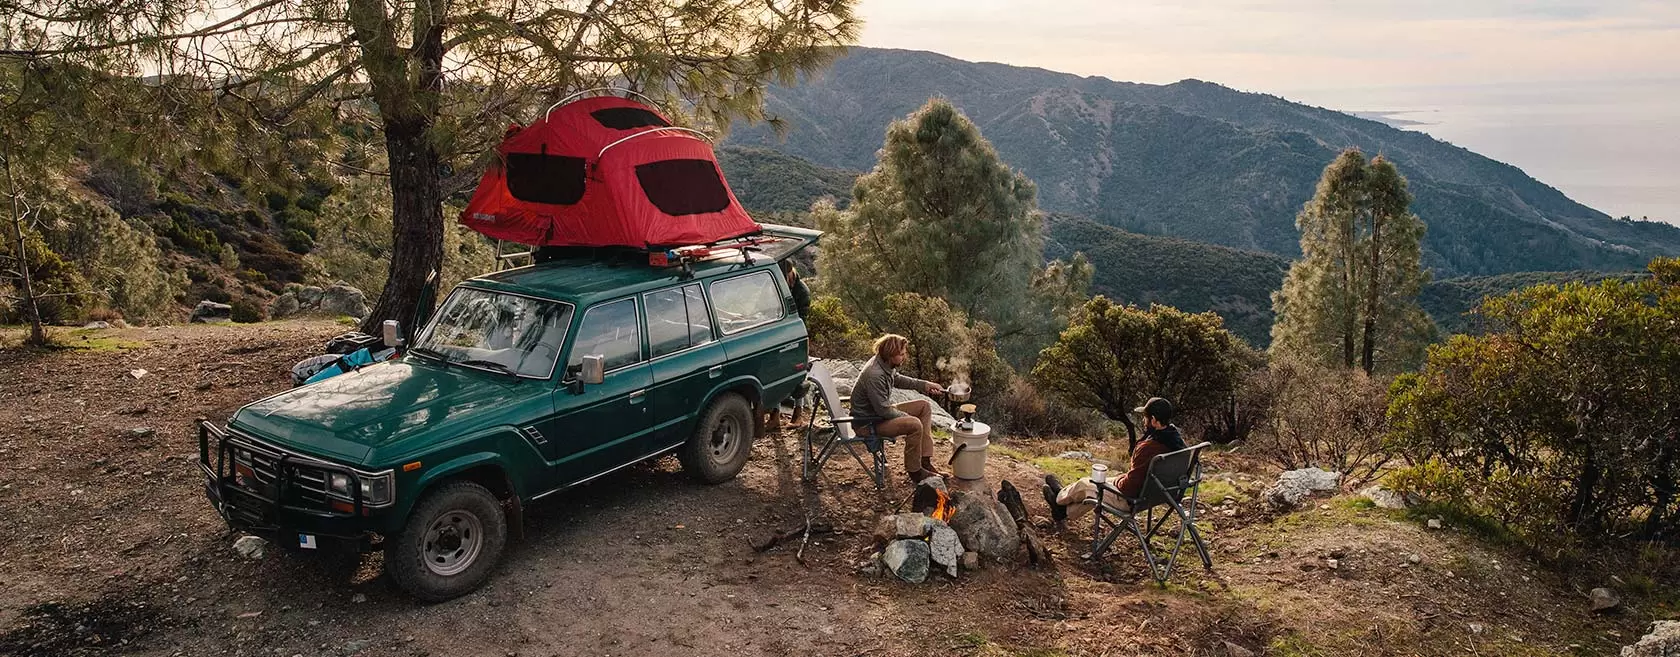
[1042, 397, 1187, 524]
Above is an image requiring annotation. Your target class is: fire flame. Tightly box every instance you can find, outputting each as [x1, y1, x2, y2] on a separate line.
[931, 488, 954, 523]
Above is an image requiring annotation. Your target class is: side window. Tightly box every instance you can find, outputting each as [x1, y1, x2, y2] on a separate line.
[645, 284, 714, 358]
[709, 271, 784, 335]
[568, 298, 643, 371]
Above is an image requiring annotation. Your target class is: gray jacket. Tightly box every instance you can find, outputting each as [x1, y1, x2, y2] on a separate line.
[852, 356, 932, 422]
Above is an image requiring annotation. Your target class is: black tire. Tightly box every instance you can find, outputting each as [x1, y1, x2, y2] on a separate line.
[680, 392, 753, 484]
[386, 481, 507, 602]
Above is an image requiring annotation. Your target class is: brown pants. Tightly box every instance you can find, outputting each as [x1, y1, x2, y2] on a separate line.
[876, 399, 935, 473]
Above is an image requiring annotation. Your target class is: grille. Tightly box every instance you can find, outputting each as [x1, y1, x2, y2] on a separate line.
[227, 430, 332, 506]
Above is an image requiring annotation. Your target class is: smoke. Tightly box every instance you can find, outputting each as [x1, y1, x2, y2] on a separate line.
[937, 355, 971, 387]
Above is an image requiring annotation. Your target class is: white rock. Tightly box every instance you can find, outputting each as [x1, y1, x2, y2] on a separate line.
[1622, 621, 1680, 657]
[1359, 485, 1414, 509]
[1262, 468, 1341, 510]
[1591, 587, 1621, 612]
[929, 523, 964, 577]
[232, 535, 266, 560]
[1427, 518, 1444, 530]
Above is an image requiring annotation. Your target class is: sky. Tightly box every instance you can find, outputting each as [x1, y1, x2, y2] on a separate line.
[855, 0, 1680, 224]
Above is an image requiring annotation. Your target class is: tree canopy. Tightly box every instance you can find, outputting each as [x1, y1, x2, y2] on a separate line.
[1271, 149, 1433, 373]
[4, 0, 860, 332]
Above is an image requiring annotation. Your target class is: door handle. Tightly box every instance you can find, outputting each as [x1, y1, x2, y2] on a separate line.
[708, 366, 722, 379]
[629, 389, 647, 404]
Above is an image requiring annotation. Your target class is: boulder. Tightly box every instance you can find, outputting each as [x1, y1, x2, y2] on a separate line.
[296, 285, 325, 308]
[947, 490, 1019, 561]
[1057, 450, 1094, 460]
[1622, 621, 1680, 657]
[1360, 485, 1415, 510]
[1263, 468, 1341, 510]
[960, 551, 981, 571]
[268, 293, 301, 319]
[882, 539, 931, 584]
[1590, 587, 1621, 612]
[873, 513, 937, 544]
[83, 321, 111, 329]
[233, 535, 266, 560]
[189, 300, 233, 323]
[929, 524, 964, 577]
[319, 283, 368, 318]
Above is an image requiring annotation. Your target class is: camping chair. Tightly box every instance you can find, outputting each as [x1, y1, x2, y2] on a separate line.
[801, 362, 898, 489]
[1083, 442, 1215, 586]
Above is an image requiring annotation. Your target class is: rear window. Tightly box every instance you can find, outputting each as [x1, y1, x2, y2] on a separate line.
[645, 284, 715, 358]
[505, 153, 586, 205]
[709, 271, 784, 335]
[635, 159, 732, 216]
[591, 107, 670, 130]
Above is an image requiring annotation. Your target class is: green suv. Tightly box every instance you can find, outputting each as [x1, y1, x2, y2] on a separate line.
[199, 226, 816, 600]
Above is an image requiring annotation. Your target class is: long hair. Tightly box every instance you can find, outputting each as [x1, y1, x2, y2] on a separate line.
[872, 333, 908, 361]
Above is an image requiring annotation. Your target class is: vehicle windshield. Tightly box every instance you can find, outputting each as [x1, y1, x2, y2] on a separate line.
[411, 287, 574, 378]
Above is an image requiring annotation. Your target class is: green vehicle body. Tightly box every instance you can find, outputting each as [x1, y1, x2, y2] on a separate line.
[198, 226, 817, 562]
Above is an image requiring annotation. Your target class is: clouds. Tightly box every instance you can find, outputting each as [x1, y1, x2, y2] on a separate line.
[856, 0, 1680, 91]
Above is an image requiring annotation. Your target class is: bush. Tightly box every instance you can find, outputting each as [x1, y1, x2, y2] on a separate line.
[991, 378, 1106, 438]
[281, 228, 315, 254]
[230, 298, 264, 323]
[804, 295, 870, 359]
[878, 292, 1014, 409]
[1242, 357, 1393, 487]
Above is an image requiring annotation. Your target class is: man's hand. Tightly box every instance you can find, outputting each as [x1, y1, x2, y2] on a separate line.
[926, 382, 945, 396]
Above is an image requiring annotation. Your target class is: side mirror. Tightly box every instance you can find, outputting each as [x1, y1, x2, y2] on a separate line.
[382, 319, 404, 348]
[580, 354, 605, 385]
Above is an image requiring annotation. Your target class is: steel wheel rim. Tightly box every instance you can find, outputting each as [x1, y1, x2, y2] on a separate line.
[421, 509, 484, 577]
[710, 415, 740, 463]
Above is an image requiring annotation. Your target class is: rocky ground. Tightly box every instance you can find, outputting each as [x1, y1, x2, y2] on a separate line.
[0, 321, 1673, 657]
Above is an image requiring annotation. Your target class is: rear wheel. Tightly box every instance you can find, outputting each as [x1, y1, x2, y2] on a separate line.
[680, 392, 753, 484]
[386, 481, 507, 602]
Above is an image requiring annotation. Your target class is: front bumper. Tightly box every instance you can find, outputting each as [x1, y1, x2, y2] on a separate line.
[198, 421, 381, 550]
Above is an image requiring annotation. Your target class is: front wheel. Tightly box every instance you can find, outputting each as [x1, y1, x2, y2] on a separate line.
[680, 392, 753, 484]
[386, 481, 507, 602]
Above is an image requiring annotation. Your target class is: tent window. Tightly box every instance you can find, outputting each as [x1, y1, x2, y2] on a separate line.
[505, 153, 586, 205]
[591, 107, 670, 130]
[635, 159, 731, 216]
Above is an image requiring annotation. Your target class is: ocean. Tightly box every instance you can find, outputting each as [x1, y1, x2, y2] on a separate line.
[1280, 79, 1680, 226]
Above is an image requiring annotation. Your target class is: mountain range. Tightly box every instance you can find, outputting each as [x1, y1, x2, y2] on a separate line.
[725, 47, 1680, 277]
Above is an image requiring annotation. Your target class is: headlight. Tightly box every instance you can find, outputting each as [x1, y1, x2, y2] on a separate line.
[359, 474, 394, 506]
[327, 472, 352, 496]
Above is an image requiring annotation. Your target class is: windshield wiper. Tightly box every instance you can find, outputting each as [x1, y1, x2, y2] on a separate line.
[459, 359, 521, 378]
[407, 346, 449, 362]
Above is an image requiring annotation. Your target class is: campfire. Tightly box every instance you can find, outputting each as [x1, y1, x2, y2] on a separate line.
[912, 479, 955, 522]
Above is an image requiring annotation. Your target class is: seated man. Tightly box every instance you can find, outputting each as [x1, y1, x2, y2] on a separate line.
[1043, 397, 1187, 523]
[853, 334, 946, 484]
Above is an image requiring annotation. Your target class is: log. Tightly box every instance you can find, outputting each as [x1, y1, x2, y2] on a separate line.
[998, 480, 1051, 566]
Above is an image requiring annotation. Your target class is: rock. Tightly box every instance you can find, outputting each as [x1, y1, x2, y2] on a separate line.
[1469, 623, 1486, 635]
[947, 490, 1020, 561]
[1359, 485, 1415, 509]
[84, 321, 111, 329]
[268, 293, 301, 319]
[1222, 641, 1256, 657]
[296, 285, 324, 308]
[1622, 621, 1680, 656]
[128, 368, 148, 379]
[319, 283, 369, 318]
[190, 300, 233, 323]
[352, 592, 368, 604]
[342, 639, 374, 654]
[961, 551, 981, 571]
[1057, 451, 1094, 460]
[127, 427, 156, 440]
[856, 555, 882, 578]
[1590, 587, 1621, 612]
[1262, 468, 1341, 510]
[873, 513, 936, 544]
[1427, 518, 1444, 530]
[232, 535, 266, 560]
[1325, 558, 1340, 570]
[1408, 553, 1423, 565]
[929, 524, 964, 577]
[882, 540, 931, 584]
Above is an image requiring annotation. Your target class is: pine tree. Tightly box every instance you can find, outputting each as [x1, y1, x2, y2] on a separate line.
[1270, 149, 1434, 373]
[816, 98, 1088, 359]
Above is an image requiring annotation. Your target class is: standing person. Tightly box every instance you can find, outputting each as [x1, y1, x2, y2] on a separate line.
[1042, 397, 1186, 523]
[854, 334, 947, 484]
[781, 259, 811, 319]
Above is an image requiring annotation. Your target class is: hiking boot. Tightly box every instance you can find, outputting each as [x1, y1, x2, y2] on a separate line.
[908, 469, 936, 486]
[1043, 474, 1068, 524]
[920, 456, 947, 478]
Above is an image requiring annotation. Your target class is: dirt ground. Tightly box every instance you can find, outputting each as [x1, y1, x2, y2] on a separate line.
[0, 321, 1668, 656]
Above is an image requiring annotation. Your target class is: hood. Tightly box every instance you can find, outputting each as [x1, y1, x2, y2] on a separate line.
[229, 358, 542, 465]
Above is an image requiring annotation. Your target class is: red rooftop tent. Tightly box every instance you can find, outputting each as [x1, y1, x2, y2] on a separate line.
[459, 92, 761, 248]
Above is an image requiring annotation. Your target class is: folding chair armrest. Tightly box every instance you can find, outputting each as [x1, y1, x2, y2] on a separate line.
[831, 416, 857, 424]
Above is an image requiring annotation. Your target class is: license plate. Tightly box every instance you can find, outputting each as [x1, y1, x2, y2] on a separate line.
[298, 534, 318, 549]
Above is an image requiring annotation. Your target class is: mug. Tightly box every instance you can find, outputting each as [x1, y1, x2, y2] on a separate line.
[1091, 463, 1108, 484]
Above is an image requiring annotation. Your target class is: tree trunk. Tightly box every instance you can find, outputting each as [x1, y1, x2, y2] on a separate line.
[360, 118, 443, 335]
[4, 143, 46, 346]
[1362, 210, 1382, 374]
[1567, 451, 1600, 529]
[1119, 414, 1138, 454]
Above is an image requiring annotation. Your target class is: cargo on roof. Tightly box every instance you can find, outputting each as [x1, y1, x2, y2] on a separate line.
[459, 90, 761, 249]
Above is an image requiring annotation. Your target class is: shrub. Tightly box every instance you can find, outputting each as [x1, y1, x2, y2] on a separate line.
[991, 378, 1106, 438]
[878, 292, 1014, 409]
[1243, 357, 1393, 487]
[230, 298, 264, 323]
[804, 295, 870, 359]
[281, 228, 315, 254]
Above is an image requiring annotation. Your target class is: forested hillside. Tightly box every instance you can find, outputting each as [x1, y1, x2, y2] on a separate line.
[726, 48, 1680, 277]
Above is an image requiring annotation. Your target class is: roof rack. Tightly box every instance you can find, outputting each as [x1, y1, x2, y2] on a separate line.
[542, 87, 665, 122]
